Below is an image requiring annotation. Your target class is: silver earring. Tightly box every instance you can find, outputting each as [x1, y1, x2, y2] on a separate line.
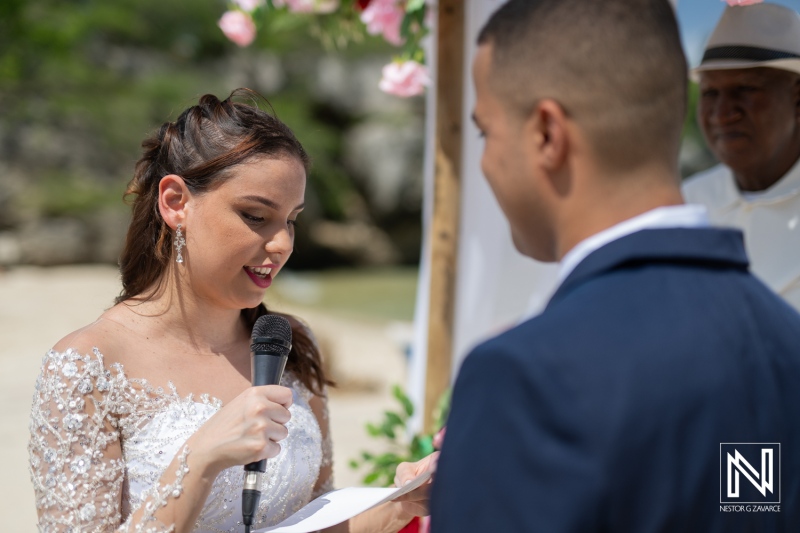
[174, 224, 186, 264]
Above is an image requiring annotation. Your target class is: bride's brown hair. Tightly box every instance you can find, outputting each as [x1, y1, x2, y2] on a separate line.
[116, 89, 331, 395]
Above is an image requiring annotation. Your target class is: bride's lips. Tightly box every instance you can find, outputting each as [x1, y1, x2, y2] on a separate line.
[243, 265, 275, 289]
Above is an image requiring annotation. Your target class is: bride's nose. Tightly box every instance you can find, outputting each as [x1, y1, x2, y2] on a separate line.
[265, 225, 294, 256]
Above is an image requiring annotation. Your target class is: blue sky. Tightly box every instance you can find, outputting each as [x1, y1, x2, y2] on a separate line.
[677, 0, 800, 66]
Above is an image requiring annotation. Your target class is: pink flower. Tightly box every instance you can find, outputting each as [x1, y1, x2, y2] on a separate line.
[233, 0, 265, 13]
[360, 0, 405, 46]
[420, 516, 431, 533]
[723, 0, 763, 5]
[218, 10, 257, 47]
[273, 0, 340, 13]
[379, 60, 430, 97]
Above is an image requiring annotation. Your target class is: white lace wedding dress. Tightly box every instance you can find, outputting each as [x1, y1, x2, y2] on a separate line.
[28, 348, 333, 533]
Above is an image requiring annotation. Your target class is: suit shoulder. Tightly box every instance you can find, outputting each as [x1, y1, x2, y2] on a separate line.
[464, 314, 563, 371]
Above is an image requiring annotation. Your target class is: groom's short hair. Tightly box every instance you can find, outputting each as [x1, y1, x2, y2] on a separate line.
[478, 0, 687, 172]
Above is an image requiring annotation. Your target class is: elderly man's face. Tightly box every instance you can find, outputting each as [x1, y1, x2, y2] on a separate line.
[698, 67, 800, 189]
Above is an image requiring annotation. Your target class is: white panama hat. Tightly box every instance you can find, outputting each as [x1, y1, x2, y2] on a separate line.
[691, 3, 800, 81]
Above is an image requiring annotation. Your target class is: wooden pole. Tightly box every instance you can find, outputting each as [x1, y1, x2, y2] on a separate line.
[424, 0, 464, 433]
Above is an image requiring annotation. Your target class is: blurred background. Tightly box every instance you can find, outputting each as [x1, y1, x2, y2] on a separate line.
[0, 0, 426, 269]
[5, 1, 799, 272]
[1, 0, 798, 529]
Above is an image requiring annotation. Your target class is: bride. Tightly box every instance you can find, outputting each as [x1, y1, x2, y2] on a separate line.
[28, 90, 432, 533]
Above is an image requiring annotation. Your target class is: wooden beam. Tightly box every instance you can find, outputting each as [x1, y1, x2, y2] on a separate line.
[424, 0, 464, 433]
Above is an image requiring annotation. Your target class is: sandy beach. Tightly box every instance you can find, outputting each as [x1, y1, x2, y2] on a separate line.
[0, 265, 409, 531]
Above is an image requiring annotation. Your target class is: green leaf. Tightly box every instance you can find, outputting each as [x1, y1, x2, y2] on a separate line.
[385, 411, 405, 428]
[434, 388, 452, 430]
[380, 423, 396, 439]
[392, 385, 415, 417]
[406, 0, 426, 13]
[400, 12, 414, 41]
[418, 435, 434, 458]
[374, 453, 402, 467]
[366, 422, 382, 437]
[348, 460, 359, 469]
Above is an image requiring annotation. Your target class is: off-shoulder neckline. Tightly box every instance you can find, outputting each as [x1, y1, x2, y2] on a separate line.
[47, 346, 310, 408]
[49, 347, 228, 409]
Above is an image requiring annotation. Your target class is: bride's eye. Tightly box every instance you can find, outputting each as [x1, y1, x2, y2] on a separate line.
[242, 212, 264, 223]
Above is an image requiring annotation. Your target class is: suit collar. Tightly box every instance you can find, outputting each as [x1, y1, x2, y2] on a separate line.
[558, 205, 710, 284]
[547, 228, 749, 309]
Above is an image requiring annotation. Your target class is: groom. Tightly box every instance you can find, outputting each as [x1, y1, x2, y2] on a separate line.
[429, 0, 800, 531]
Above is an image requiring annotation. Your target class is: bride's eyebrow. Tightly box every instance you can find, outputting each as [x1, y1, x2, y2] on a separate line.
[241, 195, 305, 211]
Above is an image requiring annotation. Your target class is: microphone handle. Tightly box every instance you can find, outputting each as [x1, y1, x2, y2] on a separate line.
[242, 349, 288, 530]
[245, 351, 288, 473]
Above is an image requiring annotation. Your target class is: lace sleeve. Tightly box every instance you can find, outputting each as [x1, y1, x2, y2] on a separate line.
[28, 348, 188, 533]
[309, 390, 334, 498]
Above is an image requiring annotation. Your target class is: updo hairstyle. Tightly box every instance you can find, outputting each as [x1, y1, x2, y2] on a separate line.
[116, 89, 330, 395]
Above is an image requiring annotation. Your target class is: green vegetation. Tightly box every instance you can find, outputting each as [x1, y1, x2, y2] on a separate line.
[349, 385, 448, 487]
[0, 0, 392, 224]
[267, 267, 419, 322]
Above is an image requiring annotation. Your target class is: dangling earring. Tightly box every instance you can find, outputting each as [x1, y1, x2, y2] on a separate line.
[174, 224, 186, 264]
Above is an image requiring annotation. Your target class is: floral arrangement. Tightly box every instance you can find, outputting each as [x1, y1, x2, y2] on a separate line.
[218, 0, 431, 97]
[723, 0, 763, 5]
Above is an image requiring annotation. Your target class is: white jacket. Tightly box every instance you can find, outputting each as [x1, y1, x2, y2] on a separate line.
[683, 157, 800, 312]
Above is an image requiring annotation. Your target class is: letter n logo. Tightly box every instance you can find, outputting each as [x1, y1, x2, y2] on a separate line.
[720, 443, 780, 504]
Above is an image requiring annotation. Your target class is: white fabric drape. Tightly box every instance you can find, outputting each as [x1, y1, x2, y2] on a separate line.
[408, 0, 558, 432]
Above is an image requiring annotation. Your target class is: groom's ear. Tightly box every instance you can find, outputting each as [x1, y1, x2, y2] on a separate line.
[524, 98, 570, 174]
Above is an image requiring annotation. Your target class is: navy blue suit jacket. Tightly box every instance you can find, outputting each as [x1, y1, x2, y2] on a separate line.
[431, 228, 800, 532]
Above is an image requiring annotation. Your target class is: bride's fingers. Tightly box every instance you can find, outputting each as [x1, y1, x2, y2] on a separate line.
[394, 483, 430, 503]
[258, 384, 294, 409]
[262, 440, 282, 460]
[259, 418, 289, 442]
[394, 452, 439, 487]
[394, 462, 415, 487]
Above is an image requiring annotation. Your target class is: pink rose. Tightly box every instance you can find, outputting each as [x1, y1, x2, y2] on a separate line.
[360, 0, 405, 46]
[379, 60, 430, 97]
[273, 0, 340, 13]
[233, 0, 265, 13]
[724, 0, 763, 5]
[218, 10, 257, 47]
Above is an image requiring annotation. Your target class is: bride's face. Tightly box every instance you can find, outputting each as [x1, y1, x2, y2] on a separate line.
[181, 156, 306, 310]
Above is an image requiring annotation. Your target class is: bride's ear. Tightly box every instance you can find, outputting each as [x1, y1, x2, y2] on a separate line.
[158, 175, 190, 230]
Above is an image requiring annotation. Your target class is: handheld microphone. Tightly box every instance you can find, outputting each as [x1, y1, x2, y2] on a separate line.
[242, 314, 292, 533]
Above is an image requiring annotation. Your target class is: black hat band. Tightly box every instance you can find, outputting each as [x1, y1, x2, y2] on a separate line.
[703, 45, 800, 63]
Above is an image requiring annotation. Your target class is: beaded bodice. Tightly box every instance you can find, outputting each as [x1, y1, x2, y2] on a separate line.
[28, 348, 333, 533]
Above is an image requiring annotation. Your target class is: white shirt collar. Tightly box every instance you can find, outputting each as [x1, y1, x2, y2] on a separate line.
[558, 204, 711, 283]
[710, 156, 800, 209]
[741, 155, 800, 204]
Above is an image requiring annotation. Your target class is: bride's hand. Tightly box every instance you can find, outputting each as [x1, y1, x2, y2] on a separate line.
[392, 451, 439, 517]
[187, 385, 293, 475]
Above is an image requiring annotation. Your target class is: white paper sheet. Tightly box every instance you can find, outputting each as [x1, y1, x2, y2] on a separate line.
[254, 471, 432, 533]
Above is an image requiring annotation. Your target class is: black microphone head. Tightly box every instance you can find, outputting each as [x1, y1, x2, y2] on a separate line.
[251, 314, 292, 356]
